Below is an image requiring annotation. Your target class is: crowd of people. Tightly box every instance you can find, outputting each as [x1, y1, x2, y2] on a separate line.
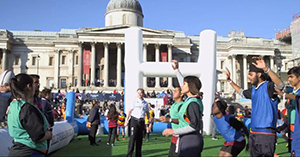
[2, 57, 300, 157]
[161, 58, 299, 157]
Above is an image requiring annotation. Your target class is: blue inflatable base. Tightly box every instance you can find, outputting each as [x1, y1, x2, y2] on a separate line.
[76, 116, 284, 138]
[75, 115, 90, 135]
[103, 116, 171, 134]
[75, 116, 173, 135]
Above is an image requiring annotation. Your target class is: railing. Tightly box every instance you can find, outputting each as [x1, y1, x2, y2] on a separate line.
[275, 13, 300, 39]
[276, 26, 291, 39]
[293, 13, 300, 21]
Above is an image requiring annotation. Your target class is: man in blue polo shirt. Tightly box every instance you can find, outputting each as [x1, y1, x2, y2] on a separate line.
[226, 56, 284, 156]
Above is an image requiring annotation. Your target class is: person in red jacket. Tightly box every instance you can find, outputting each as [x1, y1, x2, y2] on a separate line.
[106, 103, 119, 146]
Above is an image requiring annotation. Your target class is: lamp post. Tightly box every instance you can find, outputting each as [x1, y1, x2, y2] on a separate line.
[37, 55, 40, 75]
[274, 48, 286, 77]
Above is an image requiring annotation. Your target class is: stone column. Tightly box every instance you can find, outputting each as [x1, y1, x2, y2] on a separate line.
[217, 81, 221, 92]
[68, 49, 74, 86]
[155, 43, 160, 88]
[143, 43, 147, 88]
[2, 49, 7, 71]
[77, 43, 83, 87]
[116, 43, 122, 88]
[20, 53, 27, 73]
[55, 49, 60, 88]
[7, 51, 13, 71]
[243, 55, 248, 89]
[103, 42, 109, 88]
[270, 56, 274, 71]
[232, 54, 236, 83]
[91, 42, 96, 86]
[168, 44, 173, 88]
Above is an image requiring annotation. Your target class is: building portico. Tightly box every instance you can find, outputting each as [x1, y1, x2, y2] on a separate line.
[0, 0, 293, 105]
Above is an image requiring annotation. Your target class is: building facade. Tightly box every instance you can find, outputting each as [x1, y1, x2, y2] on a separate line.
[0, 0, 293, 101]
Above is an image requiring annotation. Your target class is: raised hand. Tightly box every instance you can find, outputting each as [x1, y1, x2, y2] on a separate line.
[252, 57, 267, 71]
[225, 67, 231, 80]
[171, 60, 178, 70]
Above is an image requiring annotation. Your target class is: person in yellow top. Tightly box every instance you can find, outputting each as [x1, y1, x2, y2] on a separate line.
[144, 103, 155, 142]
[61, 99, 66, 120]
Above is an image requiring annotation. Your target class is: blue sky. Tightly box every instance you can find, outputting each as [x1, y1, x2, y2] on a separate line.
[0, 0, 299, 39]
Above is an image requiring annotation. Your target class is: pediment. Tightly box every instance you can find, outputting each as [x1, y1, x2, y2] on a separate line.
[77, 25, 174, 37]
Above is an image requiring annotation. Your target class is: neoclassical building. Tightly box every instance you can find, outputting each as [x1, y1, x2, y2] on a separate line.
[0, 0, 293, 101]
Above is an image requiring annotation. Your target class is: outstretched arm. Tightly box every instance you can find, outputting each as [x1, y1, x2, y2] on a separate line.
[274, 87, 296, 100]
[159, 116, 179, 124]
[226, 67, 242, 93]
[172, 60, 184, 87]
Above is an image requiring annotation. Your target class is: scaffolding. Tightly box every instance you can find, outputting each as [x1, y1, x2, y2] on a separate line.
[291, 15, 300, 59]
[276, 26, 291, 39]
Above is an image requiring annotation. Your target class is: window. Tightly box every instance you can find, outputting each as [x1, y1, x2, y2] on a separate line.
[60, 79, 66, 88]
[32, 56, 36, 65]
[15, 56, 20, 65]
[49, 56, 54, 66]
[47, 78, 54, 88]
[75, 56, 78, 65]
[221, 81, 225, 92]
[221, 60, 225, 69]
[74, 78, 77, 87]
[61, 56, 66, 65]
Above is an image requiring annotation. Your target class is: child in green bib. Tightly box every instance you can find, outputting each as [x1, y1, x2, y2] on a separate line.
[163, 60, 204, 157]
[7, 74, 52, 156]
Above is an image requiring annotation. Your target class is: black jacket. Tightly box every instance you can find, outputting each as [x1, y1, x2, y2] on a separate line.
[88, 105, 100, 125]
[41, 97, 54, 127]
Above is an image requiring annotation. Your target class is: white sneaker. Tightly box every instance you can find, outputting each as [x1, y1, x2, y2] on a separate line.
[212, 137, 218, 140]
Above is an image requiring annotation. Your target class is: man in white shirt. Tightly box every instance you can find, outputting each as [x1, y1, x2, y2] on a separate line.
[125, 88, 149, 157]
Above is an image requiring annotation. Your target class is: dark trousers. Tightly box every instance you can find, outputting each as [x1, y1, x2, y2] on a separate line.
[9, 142, 45, 157]
[107, 127, 117, 144]
[126, 117, 145, 157]
[211, 116, 217, 138]
[179, 132, 203, 157]
[89, 124, 98, 145]
[249, 133, 276, 157]
[169, 142, 178, 157]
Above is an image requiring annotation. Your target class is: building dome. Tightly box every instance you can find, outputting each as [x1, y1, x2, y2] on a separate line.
[105, 0, 144, 27]
[106, 0, 143, 16]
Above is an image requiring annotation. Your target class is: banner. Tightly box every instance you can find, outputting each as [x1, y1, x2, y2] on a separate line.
[85, 93, 122, 101]
[161, 52, 168, 62]
[48, 121, 74, 154]
[83, 50, 90, 74]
